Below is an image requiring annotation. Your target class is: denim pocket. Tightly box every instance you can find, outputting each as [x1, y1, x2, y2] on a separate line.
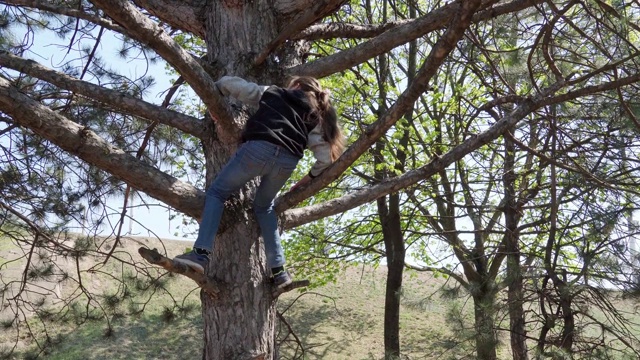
[274, 156, 298, 180]
[276, 165, 296, 181]
[239, 146, 267, 175]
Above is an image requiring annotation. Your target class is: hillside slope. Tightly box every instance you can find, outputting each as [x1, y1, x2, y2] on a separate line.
[2, 236, 638, 359]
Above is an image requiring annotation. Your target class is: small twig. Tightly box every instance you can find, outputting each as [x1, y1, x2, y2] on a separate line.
[279, 291, 340, 316]
[276, 311, 305, 358]
[61, 26, 105, 114]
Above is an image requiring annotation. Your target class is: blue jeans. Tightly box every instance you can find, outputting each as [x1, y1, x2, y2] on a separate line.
[193, 140, 299, 268]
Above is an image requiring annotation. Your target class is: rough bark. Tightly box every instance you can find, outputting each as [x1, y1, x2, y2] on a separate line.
[190, 1, 313, 358]
[253, 0, 347, 65]
[132, 0, 207, 37]
[202, 214, 277, 360]
[293, 21, 406, 41]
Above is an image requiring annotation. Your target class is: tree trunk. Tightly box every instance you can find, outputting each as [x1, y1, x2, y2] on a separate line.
[378, 193, 405, 359]
[200, 212, 276, 359]
[198, 2, 306, 359]
[473, 290, 498, 360]
[370, 1, 406, 354]
[503, 135, 529, 360]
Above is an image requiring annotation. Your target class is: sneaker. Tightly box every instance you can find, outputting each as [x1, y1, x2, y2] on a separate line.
[173, 250, 209, 274]
[273, 270, 293, 289]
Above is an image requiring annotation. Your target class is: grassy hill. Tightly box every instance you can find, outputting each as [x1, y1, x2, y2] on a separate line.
[1, 235, 638, 359]
[0, 235, 469, 359]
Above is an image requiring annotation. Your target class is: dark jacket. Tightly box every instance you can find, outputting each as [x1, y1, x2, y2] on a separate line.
[215, 76, 333, 177]
[242, 86, 318, 159]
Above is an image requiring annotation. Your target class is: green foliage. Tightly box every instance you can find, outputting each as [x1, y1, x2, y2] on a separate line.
[285, 218, 348, 288]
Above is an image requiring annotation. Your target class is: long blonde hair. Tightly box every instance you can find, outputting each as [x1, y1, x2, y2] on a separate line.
[287, 76, 346, 161]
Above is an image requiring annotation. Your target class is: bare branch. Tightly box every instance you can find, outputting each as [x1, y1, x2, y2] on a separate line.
[91, 0, 238, 143]
[292, 21, 406, 41]
[407, 190, 479, 282]
[405, 262, 469, 288]
[138, 247, 220, 298]
[0, 76, 205, 219]
[0, 51, 204, 137]
[539, 73, 640, 108]
[0, 200, 75, 253]
[289, 0, 544, 78]
[272, 280, 310, 297]
[504, 131, 640, 197]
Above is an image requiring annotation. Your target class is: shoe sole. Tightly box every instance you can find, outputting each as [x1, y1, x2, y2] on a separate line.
[173, 258, 205, 274]
[276, 278, 293, 289]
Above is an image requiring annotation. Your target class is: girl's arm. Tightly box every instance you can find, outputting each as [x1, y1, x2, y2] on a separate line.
[289, 125, 333, 192]
[215, 76, 269, 108]
[307, 124, 332, 177]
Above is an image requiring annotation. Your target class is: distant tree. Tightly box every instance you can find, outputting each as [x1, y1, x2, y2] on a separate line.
[1, 1, 640, 360]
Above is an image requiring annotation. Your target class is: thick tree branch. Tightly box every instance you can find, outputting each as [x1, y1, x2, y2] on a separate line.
[91, 0, 238, 143]
[132, 0, 207, 37]
[281, 73, 640, 229]
[0, 51, 204, 137]
[277, 0, 485, 212]
[0, 0, 126, 34]
[253, 0, 347, 65]
[289, 0, 544, 78]
[292, 22, 406, 41]
[272, 280, 311, 297]
[273, 0, 322, 16]
[0, 76, 205, 219]
[281, 97, 539, 229]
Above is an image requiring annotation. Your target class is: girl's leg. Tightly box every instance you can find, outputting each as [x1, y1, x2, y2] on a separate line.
[253, 151, 298, 268]
[193, 142, 267, 252]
